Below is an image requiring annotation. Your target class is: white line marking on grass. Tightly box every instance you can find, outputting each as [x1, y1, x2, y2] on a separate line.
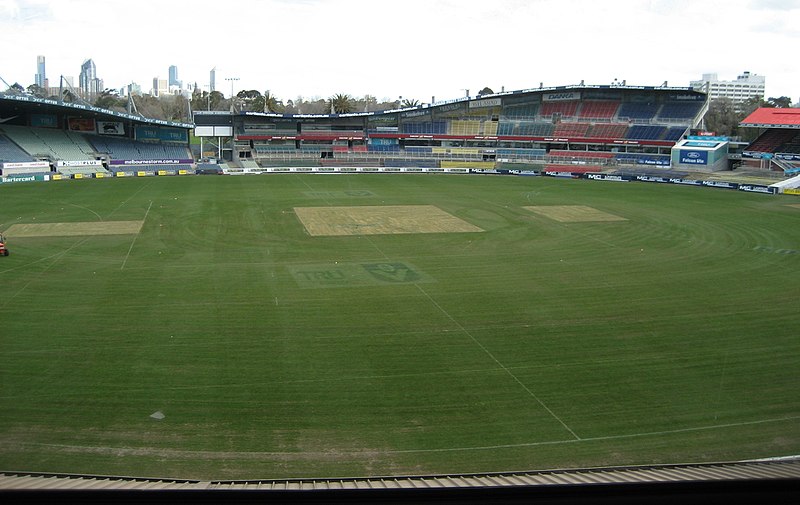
[107, 179, 154, 219]
[26, 415, 800, 459]
[414, 283, 581, 441]
[387, 415, 800, 454]
[120, 201, 152, 271]
[68, 203, 103, 221]
[0, 237, 91, 309]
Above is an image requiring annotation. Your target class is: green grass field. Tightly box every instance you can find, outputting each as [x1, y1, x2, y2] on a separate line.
[0, 174, 798, 480]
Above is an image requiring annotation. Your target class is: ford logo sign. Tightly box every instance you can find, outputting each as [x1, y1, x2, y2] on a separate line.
[687, 152, 700, 159]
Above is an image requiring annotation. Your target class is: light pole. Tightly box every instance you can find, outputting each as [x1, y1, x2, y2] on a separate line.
[225, 77, 239, 110]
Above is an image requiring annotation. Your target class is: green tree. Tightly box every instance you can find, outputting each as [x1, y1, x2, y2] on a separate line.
[26, 84, 47, 98]
[400, 98, 420, 108]
[94, 89, 126, 111]
[7, 82, 24, 93]
[478, 87, 494, 95]
[262, 90, 283, 113]
[60, 88, 76, 103]
[767, 96, 792, 108]
[236, 89, 263, 111]
[740, 96, 767, 116]
[703, 98, 741, 137]
[327, 93, 354, 114]
[189, 89, 226, 112]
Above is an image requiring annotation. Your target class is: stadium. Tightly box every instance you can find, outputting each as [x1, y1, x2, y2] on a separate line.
[1, 83, 799, 502]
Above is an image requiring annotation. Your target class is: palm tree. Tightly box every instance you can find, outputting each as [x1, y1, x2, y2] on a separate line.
[400, 98, 421, 108]
[327, 93, 354, 114]
[263, 90, 283, 113]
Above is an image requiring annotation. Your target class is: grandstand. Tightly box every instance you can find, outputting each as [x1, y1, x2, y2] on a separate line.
[740, 107, 800, 175]
[0, 83, 739, 181]
[0, 92, 194, 179]
[200, 84, 708, 175]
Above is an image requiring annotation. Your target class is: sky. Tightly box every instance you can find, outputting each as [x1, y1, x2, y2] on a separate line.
[1, 0, 798, 104]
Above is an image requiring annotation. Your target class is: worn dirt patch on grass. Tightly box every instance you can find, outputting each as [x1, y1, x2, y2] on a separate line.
[523, 205, 627, 223]
[294, 205, 483, 236]
[788, 204, 800, 209]
[5, 221, 144, 237]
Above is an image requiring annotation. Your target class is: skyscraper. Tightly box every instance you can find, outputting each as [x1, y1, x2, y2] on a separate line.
[79, 59, 102, 100]
[168, 65, 182, 88]
[35, 55, 46, 89]
[210, 67, 216, 93]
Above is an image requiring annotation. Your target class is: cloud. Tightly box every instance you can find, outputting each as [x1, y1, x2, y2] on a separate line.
[749, 0, 800, 10]
[0, 0, 51, 24]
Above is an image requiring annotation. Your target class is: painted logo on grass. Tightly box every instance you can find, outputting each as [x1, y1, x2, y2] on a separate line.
[289, 261, 432, 288]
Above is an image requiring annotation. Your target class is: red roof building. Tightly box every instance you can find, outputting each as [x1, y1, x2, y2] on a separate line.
[740, 108, 800, 129]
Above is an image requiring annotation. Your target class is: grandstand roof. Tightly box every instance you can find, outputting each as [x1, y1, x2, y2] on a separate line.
[739, 107, 800, 129]
[0, 92, 193, 129]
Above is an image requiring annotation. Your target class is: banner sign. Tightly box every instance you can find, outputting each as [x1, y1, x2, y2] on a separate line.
[30, 114, 58, 128]
[1, 173, 48, 183]
[1, 161, 50, 169]
[469, 98, 502, 108]
[544, 171, 581, 178]
[67, 117, 96, 132]
[584, 173, 631, 182]
[109, 158, 192, 165]
[56, 160, 102, 167]
[543, 91, 581, 102]
[701, 180, 738, 189]
[738, 184, 776, 194]
[97, 121, 125, 135]
[679, 150, 708, 165]
[635, 175, 671, 183]
[669, 178, 703, 186]
[158, 127, 188, 142]
[135, 125, 159, 140]
[135, 125, 188, 142]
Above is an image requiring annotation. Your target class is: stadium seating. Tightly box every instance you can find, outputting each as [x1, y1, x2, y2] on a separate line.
[367, 144, 401, 153]
[578, 101, 620, 120]
[553, 122, 591, 138]
[448, 120, 481, 136]
[617, 102, 660, 121]
[663, 126, 688, 142]
[540, 101, 579, 118]
[88, 136, 191, 162]
[497, 120, 555, 137]
[587, 123, 629, 139]
[0, 133, 35, 162]
[778, 132, 800, 154]
[2, 125, 96, 162]
[495, 148, 547, 159]
[548, 150, 615, 160]
[626, 125, 667, 140]
[745, 129, 796, 153]
[658, 102, 704, 120]
[501, 104, 539, 118]
[400, 122, 447, 134]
